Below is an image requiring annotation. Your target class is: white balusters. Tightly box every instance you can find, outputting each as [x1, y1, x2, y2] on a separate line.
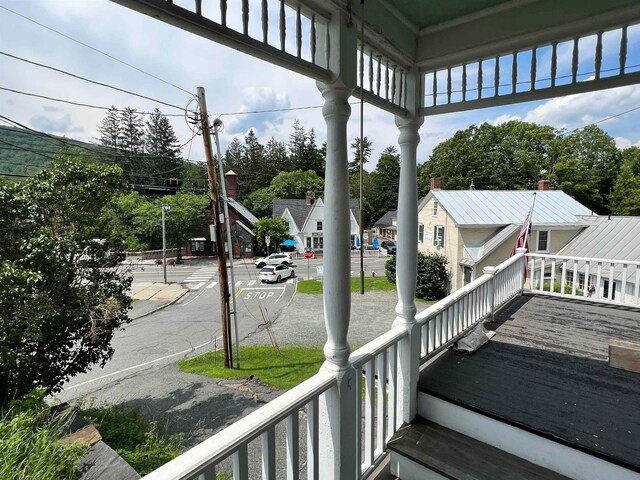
[233, 445, 249, 480]
[261, 427, 276, 480]
[306, 397, 319, 480]
[531, 47, 537, 90]
[608, 263, 615, 299]
[376, 352, 388, 455]
[551, 41, 558, 87]
[387, 343, 398, 440]
[595, 31, 603, 79]
[279, 0, 286, 51]
[364, 359, 375, 468]
[584, 262, 591, 298]
[494, 55, 500, 96]
[620, 25, 628, 74]
[261, 0, 268, 43]
[621, 264, 628, 304]
[572, 38, 579, 83]
[296, 4, 302, 58]
[285, 413, 299, 480]
[596, 262, 602, 300]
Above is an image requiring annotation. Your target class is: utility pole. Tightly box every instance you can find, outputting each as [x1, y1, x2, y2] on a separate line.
[197, 87, 232, 369]
[161, 203, 170, 284]
[358, 0, 366, 295]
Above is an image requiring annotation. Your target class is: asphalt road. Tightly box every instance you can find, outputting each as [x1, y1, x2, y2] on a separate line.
[58, 255, 388, 402]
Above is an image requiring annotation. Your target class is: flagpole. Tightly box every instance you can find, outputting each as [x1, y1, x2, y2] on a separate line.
[523, 192, 537, 248]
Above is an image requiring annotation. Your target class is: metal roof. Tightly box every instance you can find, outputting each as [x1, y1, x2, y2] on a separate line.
[273, 198, 359, 231]
[558, 216, 640, 282]
[463, 224, 520, 266]
[421, 190, 593, 226]
[374, 210, 397, 228]
[228, 198, 258, 224]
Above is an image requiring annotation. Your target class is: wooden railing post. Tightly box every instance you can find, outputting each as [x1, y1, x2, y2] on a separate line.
[483, 266, 497, 322]
[516, 248, 527, 294]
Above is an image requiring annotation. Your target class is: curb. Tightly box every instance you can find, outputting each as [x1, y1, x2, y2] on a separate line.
[130, 289, 189, 320]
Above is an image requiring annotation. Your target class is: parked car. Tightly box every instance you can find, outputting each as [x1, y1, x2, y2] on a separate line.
[259, 264, 295, 283]
[380, 241, 396, 254]
[254, 253, 293, 268]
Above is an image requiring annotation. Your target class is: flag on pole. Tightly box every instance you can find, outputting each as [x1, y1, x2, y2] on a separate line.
[512, 193, 536, 256]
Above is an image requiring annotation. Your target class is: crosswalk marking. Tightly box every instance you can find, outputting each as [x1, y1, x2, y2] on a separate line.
[187, 278, 294, 290]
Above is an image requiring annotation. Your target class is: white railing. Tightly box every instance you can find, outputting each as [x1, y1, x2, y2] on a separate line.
[141, 253, 527, 479]
[527, 253, 640, 307]
[142, 371, 336, 480]
[416, 253, 526, 360]
[350, 327, 407, 478]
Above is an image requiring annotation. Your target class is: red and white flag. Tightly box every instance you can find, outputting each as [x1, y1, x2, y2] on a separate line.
[512, 193, 536, 256]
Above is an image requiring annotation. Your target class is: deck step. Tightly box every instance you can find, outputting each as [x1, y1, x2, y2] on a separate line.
[387, 417, 571, 480]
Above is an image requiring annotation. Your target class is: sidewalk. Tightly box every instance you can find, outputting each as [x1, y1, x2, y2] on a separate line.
[129, 282, 188, 319]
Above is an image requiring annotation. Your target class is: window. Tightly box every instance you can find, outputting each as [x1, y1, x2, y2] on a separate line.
[537, 230, 549, 252]
[316, 221, 323, 231]
[306, 237, 311, 248]
[433, 201, 438, 216]
[463, 266, 473, 285]
[192, 241, 205, 252]
[418, 224, 424, 243]
[433, 225, 445, 248]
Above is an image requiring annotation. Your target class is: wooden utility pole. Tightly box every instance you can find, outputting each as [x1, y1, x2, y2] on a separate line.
[197, 86, 232, 369]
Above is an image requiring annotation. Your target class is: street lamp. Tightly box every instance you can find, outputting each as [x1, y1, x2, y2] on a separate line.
[162, 203, 171, 284]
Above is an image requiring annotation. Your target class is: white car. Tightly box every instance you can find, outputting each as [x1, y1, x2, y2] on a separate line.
[254, 253, 293, 268]
[259, 264, 295, 283]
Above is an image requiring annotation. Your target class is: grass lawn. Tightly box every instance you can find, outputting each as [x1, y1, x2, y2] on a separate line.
[178, 346, 325, 390]
[297, 276, 395, 294]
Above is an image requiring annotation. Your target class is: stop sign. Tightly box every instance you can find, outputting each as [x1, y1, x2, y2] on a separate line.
[304, 250, 313, 259]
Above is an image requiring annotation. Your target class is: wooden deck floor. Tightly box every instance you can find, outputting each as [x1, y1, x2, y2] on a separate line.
[419, 294, 640, 472]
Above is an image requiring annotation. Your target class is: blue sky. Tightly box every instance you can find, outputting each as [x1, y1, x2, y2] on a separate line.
[1, 0, 639, 172]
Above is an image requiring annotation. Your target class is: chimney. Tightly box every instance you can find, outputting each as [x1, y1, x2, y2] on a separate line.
[430, 177, 442, 190]
[306, 191, 312, 206]
[225, 170, 238, 200]
[538, 179, 550, 191]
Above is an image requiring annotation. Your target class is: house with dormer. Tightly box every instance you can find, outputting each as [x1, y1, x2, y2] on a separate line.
[418, 179, 595, 290]
[273, 192, 360, 251]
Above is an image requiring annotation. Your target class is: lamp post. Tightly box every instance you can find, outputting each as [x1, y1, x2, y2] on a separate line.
[162, 203, 171, 284]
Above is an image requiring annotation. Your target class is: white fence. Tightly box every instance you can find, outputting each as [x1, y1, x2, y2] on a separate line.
[141, 253, 527, 479]
[527, 253, 640, 307]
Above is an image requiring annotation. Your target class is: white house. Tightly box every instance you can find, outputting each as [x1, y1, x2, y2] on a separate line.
[273, 192, 360, 251]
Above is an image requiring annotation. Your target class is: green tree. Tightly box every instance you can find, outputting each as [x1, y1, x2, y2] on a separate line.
[0, 157, 132, 404]
[369, 146, 400, 223]
[118, 107, 145, 155]
[349, 136, 373, 175]
[101, 192, 150, 251]
[289, 121, 324, 177]
[609, 160, 640, 215]
[133, 193, 210, 260]
[254, 217, 290, 256]
[550, 157, 602, 211]
[97, 106, 120, 149]
[144, 108, 182, 177]
[244, 170, 324, 219]
[621, 146, 640, 176]
[418, 121, 560, 196]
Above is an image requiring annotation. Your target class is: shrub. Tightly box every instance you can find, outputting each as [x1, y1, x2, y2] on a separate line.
[385, 252, 449, 301]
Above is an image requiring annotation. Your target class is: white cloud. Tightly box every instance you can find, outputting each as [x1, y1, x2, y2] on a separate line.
[29, 113, 83, 134]
[615, 137, 640, 149]
[522, 84, 640, 129]
[491, 113, 521, 125]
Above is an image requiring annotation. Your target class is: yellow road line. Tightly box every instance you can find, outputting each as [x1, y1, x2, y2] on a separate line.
[235, 288, 243, 298]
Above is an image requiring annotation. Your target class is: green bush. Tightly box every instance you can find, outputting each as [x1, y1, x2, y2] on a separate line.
[0, 404, 89, 480]
[385, 253, 449, 301]
[542, 281, 584, 296]
[82, 406, 183, 475]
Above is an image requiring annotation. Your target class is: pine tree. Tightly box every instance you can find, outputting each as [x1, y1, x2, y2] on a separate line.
[349, 136, 373, 175]
[97, 106, 120, 149]
[144, 108, 182, 180]
[610, 160, 640, 215]
[118, 107, 145, 154]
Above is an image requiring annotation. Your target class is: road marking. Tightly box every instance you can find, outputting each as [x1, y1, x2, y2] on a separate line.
[192, 282, 205, 290]
[206, 281, 218, 289]
[64, 337, 220, 391]
[274, 286, 287, 304]
[241, 286, 285, 290]
[247, 280, 256, 286]
[184, 278, 213, 282]
[179, 287, 209, 306]
[235, 280, 243, 287]
[235, 288, 243, 298]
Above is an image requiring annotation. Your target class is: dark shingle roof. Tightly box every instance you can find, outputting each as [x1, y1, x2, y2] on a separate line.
[374, 210, 397, 228]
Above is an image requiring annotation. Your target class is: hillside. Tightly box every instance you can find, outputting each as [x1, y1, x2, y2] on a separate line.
[0, 126, 95, 176]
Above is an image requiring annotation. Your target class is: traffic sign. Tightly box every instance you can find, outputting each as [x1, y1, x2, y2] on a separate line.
[265, 235, 270, 246]
[304, 250, 313, 259]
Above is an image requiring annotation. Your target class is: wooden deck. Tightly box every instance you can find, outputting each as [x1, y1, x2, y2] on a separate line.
[419, 294, 640, 472]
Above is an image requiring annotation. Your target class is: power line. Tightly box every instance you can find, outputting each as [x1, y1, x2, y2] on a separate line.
[0, 87, 186, 117]
[0, 51, 189, 112]
[0, 4, 194, 97]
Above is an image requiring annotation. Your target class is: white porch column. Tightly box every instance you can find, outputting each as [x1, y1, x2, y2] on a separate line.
[392, 112, 424, 425]
[314, 6, 358, 478]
